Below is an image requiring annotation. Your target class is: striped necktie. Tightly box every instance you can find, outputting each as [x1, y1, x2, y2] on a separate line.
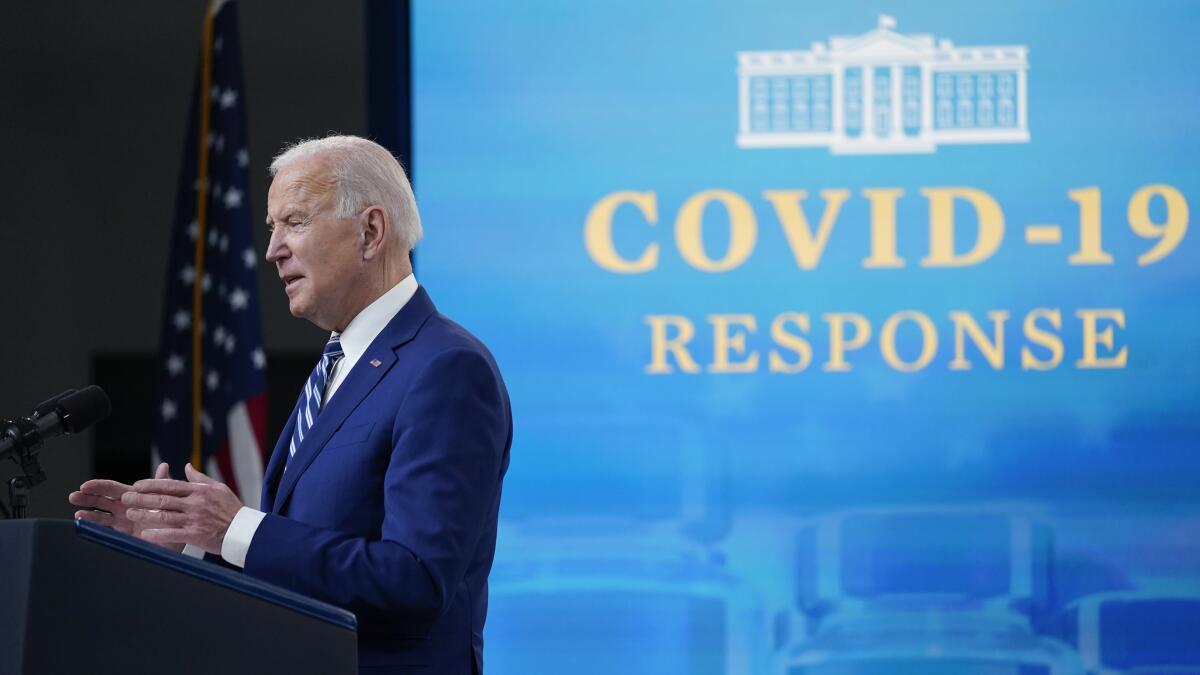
[286, 335, 344, 469]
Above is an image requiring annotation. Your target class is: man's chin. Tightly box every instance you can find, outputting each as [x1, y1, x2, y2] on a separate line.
[287, 297, 311, 320]
[287, 300, 334, 331]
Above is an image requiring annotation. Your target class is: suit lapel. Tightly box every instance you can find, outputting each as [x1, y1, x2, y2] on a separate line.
[260, 408, 295, 510]
[270, 287, 436, 513]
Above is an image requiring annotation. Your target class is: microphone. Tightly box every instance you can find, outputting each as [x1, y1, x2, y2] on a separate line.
[33, 388, 77, 418]
[0, 386, 112, 464]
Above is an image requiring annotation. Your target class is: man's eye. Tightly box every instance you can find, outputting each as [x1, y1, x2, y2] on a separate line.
[267, 221, 304, 233]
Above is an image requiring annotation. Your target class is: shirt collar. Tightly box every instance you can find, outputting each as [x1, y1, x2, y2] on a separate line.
[332, 274, 419, 366]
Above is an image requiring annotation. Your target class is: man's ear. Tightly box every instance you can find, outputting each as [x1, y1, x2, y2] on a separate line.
[361, 206, 388, 260]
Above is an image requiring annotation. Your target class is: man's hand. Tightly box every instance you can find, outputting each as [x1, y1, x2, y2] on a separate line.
[122, 464, 244, 555]
[69, 462, 182, 551]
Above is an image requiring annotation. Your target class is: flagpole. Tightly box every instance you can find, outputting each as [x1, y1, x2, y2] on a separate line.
[192, 0, 216, 471]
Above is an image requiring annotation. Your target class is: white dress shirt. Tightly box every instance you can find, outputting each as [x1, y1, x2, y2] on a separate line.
[183, 274, 419, 566]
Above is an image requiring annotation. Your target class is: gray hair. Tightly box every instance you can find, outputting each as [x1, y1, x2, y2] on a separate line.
[269, 135, 423, 250]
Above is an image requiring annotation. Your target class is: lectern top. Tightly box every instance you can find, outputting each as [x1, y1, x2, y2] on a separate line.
[75, 519, 357, 631]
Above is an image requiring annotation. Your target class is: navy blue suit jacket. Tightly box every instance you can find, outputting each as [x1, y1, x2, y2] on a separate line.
[245, 288, 511, 674]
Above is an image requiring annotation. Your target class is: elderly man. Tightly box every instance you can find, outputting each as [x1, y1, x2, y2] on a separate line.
[70, 135, 512, 674]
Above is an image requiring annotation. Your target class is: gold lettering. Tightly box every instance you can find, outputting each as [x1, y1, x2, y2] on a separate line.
[675, 190, 757, 272]
[645, 315, 700, 374]
[1067, 187, 1112, 265]
[583, 191, 658, 273]
[862, 188, 906, 268]
[880, 311, 938, 372]
[1076, 309, 1128, 369]
[1021, 308, 1063, 370]
[920, 187, 1004, 267]
[768, 312, 812, 373]
[762, 189, 850, 270]
[823, 313, 871, 372]
[949, 310, 1009, 370]
[708, 314, 759, 373]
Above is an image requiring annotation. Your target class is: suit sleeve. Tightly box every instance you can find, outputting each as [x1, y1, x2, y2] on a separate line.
[242, 347, 508, 629]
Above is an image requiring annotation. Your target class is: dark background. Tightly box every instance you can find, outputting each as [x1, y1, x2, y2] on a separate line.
[0, 1, 370, 517]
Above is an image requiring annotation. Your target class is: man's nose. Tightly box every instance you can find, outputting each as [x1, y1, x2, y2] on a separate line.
[264, 229, 287, 262]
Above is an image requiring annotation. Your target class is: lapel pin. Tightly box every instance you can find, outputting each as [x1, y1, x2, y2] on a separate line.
[370, 359, 382, 367]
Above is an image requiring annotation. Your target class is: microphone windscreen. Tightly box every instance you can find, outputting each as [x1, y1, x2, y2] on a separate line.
[58, 386, 111, 433]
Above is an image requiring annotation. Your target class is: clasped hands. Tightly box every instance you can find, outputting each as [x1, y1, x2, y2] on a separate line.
[68, 462, 243, 555]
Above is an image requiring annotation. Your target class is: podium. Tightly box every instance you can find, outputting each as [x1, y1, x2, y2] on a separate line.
[0, 519, 357, 675]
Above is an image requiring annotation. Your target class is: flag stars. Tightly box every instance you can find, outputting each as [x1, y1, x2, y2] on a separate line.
[224, 186, 243, 210]
[161, 26, 264, 464]
[229, 287, 249, 310]
[211, 326, 236, 354]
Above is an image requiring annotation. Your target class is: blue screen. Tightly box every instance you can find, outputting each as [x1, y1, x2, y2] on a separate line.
[413, 3, 1200, 672]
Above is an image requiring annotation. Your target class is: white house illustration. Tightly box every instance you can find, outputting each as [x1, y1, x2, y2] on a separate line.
[736, 16, 1029, 154]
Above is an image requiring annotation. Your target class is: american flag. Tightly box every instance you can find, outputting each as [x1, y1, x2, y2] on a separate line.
[153, 0, 267, 500]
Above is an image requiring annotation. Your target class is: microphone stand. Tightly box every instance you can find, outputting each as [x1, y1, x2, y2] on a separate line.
[8, 477, 29, 519]
[1, 416, 48, 520]
[0, 387, 108, 520]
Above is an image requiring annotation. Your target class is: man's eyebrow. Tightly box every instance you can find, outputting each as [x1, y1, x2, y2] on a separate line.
[266, 209, 309, 225]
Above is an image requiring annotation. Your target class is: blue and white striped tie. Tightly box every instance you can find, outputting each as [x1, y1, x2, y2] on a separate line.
[286, 335, 344, 470]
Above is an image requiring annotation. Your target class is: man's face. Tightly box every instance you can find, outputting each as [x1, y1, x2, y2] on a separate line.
[264, 157, 364, 331]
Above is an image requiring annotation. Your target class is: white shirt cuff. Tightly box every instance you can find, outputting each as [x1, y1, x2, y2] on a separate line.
[181, 544, 205, 559]
[220, 506, 267, 568]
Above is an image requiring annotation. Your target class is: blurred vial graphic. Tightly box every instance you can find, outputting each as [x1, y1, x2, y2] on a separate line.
[485, 518, 765, 675]
[1060, 593, 1200, 674]
[783, 506, 1086, 675]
